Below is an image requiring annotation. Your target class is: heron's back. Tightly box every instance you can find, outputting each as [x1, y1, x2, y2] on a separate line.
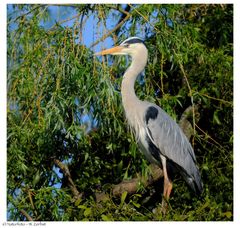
[136, 102, 203, 194]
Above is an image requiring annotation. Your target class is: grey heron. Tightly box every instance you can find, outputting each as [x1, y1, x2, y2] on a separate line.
[95, 37, 203, 209]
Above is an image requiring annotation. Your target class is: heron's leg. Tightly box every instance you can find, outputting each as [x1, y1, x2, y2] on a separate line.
[160, 155, 172, 212]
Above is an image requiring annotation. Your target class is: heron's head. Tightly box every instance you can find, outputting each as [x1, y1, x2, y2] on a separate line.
[94, 37, 147, 58]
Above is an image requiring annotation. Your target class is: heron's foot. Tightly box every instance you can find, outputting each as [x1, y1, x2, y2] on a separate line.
[161, 197, 168, 215]
[152, 201, 168, 220]
[152, 199, 168, 215]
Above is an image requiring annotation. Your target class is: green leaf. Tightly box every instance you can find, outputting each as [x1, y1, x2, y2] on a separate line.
[83, 208, 92, 217]
[78, 205, 87, 209]
[120, 191, 128, 207]
[84, 153, 89, 162]
[132, 201, 141, 208]
[74, 198, 82, 207]
[222, 211, 232, 219]
[213, 111, 221, 125]
[101, 214, 111, 221]
[32, 170, 41, 187]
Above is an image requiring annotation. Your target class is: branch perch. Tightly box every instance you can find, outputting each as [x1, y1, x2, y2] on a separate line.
[112, 164, 163, 197]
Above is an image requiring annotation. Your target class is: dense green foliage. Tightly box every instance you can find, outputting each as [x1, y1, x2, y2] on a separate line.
[7, 4, 233, 221]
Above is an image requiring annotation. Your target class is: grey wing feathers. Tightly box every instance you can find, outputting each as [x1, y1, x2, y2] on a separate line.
[145, 105, 203, 194]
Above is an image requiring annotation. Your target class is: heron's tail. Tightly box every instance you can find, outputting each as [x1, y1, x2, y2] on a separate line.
[183, 165, 203, 195]
[167, 160, 203, 194]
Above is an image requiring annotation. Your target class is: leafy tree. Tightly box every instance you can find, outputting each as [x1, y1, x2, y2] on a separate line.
[7, 4, 233, 221]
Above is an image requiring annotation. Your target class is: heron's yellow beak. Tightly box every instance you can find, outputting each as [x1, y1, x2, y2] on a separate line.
[94, 46, 124, 56]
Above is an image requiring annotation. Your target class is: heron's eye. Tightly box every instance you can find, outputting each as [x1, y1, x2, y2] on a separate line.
[124, 44, 130, 48]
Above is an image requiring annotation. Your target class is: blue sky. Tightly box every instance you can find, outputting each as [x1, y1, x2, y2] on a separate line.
[46, 5, 116, 51]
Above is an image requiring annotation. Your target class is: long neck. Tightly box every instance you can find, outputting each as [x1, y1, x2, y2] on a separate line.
[121, 52, 148, 120]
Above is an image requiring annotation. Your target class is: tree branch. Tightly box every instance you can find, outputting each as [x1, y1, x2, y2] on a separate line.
[112, 164, 163, 197]
[20, 209, 33, 221]
[107, 4, 131, 36]
[7, 5, 45, 25]
[107, 4, 131, 16]
[90, 12, 131, 48]
[53, 158, 83, 201]
[179, 104, 200, 140]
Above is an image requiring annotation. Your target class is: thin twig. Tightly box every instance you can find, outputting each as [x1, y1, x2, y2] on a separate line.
[195, 124, 228, 152]
[90, 13, 131, 48]
[160, 54, 165, 95]
[48, 13, 82, 31]
[28, 190, 35, 213]
[179, 62, 196, 147]
[26, 189, 39, 217]
[7, 5, 45, 25]
[194, 91, 233, 106]
[128, 4, 160, 34]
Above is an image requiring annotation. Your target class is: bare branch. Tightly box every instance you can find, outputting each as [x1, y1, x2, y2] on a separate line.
[53, 158, 83, 201]
[128, 4, 160, 34]
[20, 209, 33, 221]
[90, 13, 131, 48]
[179, 105, 200, 140]
[112, 164, 163, 197]
[194, 91, 233, 106]
[47, 13, 82, 32]
[7, 5, 45, 25]
[107, 4, 130, 16]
